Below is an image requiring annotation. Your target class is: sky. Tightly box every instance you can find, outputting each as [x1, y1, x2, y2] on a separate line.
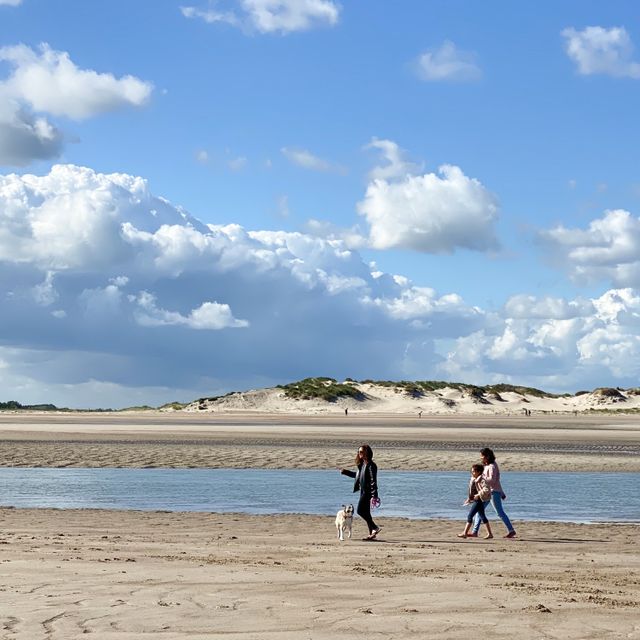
[1, 1, 640, 408]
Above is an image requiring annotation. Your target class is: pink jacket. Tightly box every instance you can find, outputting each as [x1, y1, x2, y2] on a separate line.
[482, 462, 503, 493]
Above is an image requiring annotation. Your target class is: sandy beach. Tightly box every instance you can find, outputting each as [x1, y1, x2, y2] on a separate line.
[1, 509, 638, 639]
[1, 412, 639, 639]
[1, 412, 639, 472]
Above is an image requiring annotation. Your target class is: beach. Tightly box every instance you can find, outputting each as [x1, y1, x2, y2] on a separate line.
[1, 412, 639, 639]
[0, 412, 639, 472]
[1, 509, 638, 639]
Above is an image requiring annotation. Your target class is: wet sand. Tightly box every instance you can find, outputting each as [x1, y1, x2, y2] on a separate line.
[0, 508, 638, 639]
[0, 412, 639, 471]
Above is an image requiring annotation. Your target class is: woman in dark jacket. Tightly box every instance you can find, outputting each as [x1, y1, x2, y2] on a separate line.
[339, 444, 381, 540]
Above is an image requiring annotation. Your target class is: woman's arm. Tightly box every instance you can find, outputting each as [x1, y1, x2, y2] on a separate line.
[341, 469, 356, 478]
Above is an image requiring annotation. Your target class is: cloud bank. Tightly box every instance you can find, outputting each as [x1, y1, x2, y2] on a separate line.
[1, 164, 639, 407]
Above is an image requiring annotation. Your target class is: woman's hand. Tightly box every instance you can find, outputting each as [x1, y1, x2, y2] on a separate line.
[370, 497, 381, 508]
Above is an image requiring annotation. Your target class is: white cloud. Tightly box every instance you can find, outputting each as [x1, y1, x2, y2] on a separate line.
[133, 292, 248, 330]
[358, 141, 499, 253]
[365, 138, 421, 181]
[416, 40, 482, 82]
[0, 0, 22, 5]
[181, 0, 340, 34]
[540, 209, 640, 287]
[0, 44, 153, 119]
[0, 44, 152, 166]
[281, 147, 344, 173]
[180, 4, 240, 27]
[0, 164, 208, 268]
[562, 26, 640, 79]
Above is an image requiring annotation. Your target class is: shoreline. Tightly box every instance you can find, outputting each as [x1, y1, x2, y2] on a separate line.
[2, 505, 639, 526]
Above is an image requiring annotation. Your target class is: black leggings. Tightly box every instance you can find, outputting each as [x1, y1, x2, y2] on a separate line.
[357, 493, 378, 533]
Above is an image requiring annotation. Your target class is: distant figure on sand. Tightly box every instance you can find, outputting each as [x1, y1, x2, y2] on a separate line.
[458, 464, 493, 539]
[471, 447, 516, 538]
[345, 408, 348, 416]
[339, 444, 381, 540]
[418, 410, 423, 418]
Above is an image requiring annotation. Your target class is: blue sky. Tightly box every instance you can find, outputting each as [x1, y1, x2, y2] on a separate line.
[2, 0, 640, 407]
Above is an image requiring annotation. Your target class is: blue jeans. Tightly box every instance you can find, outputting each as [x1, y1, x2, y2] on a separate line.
[467, 499, 488, 524]
[472, 490, 514, 534]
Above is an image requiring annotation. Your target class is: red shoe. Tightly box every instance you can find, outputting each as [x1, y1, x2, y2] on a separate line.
[504, 530, 516, 539]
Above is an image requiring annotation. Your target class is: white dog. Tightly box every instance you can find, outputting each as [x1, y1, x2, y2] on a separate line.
[335, 504, 354, 541]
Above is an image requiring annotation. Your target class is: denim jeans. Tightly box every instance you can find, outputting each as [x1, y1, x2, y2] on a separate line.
[467, 499, 488, 524]
[472, 490, 514, 534]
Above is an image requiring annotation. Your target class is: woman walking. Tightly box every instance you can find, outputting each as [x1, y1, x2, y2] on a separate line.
[471, 447, 516, 538]
[339, 444, 381, 540]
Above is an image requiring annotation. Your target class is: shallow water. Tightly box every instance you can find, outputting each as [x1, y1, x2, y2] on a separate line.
[0, 468, 638, 523]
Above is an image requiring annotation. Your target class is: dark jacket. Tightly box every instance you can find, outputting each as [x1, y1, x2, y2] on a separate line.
[341, 461, 378, 498]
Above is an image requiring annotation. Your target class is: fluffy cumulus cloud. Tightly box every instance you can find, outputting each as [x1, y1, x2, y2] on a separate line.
[416, 41, 482, 82]
[562, 26, 640, 79]
[0, 44, 152, 166]
[0, 44, 153, 119]
[0, 164, 489, 407]
[539, 209, 640, 287]
[358, 139, 499, 254]
[181, 0, 340, 34]
[440, 289, 640, 390]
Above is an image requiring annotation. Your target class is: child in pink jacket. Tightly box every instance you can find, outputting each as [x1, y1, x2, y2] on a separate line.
[458, 464, 493, 539]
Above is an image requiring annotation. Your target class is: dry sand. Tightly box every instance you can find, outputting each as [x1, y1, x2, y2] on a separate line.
[0, 509, 638, 640]
[1, 412, 639, 639]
